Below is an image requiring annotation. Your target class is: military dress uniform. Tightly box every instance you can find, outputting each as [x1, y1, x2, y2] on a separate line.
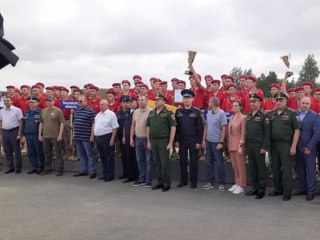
[147, 94, 177, 191]
[245, 93, 270, 199]
[175, 89, 203, 189]
[269, 92, 301, 200]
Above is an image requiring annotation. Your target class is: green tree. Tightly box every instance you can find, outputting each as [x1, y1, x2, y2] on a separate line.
[243, 68, 253, 76]
[230, 66, 243, 88]
[257, 71, 278, 98]
[298, 54, 319, 84]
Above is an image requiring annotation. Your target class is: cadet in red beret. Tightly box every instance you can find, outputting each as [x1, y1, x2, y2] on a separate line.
[158, 81, 173, 105]
[264, 83, 281, 112]
[242, 76, 264, 113]
[73, 88, 83, 100]
[207, 79, 225, 105]
[31, 85, 43, 100]
[312, 88, 320, 113]
[5, 85, 20, 108]
[221, 83, 243, 113]
[178, 80, 186, 89]
[238, 75, 248, 98]
[38, 86, 60, 109]
[204, 75, 214, 97]
[19, 85, 31, 114]
[188, 64, 207, 109]
[133, 75, 142, 86]
[106, 89, 119, 113]
[87, 85, 102, 113]
[287, 88, 296, 98]
[112, 83, 123, 104]
[300, 82, 317, 111]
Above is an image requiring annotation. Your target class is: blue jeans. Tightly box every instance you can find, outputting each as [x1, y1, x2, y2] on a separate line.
[75, 140, 96, 174]
[25, 134, 44, 171]
[135, 137, 153, 182]
[206, 140, 225, 184]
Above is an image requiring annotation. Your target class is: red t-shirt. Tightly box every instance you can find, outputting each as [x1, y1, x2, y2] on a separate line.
[287, 97, 299, 110]
[312, 98, 320, 113]
[88, 97, 102, 113]
[108, 101, 119, 113]
[243, 88, 265, 114]
[19, 97, 30, 114]
[192, 86, 207, 109]
[12, 95, 21, 108]
[264, 98, 276, 112]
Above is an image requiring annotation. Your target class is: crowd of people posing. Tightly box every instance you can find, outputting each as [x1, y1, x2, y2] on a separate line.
[1, 64, 320, 202]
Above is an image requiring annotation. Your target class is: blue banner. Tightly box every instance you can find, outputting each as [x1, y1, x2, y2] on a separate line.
[61, 100, 79, 109]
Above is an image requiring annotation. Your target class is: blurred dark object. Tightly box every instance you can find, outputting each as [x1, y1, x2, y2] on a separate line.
[0, 13, 19, 69]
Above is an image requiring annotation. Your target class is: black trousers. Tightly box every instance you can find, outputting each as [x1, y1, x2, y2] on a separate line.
[117, 135, 127, 177]
[2, 127, 21, 170]
[125, 140, 138, 180]
[179, 139, 198, 184]
[95, 133, 115, 180]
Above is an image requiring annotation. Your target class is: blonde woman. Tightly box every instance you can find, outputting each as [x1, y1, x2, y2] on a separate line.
[228, 99, 247, 194]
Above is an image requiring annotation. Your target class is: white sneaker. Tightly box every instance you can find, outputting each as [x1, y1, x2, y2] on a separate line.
[228, 184, 238, 192]
[233, 186, 244, 194]
[203, 183, 214, 190]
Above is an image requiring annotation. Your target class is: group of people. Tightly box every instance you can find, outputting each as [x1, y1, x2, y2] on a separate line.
[1, 63, 320, 201]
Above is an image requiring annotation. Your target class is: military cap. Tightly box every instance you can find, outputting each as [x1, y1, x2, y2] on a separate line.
[28, 96, 40, 102]
[154, 93, 167, 102]
[181, 89, 195, 98]
[120, 95, 130, 102]
[274, 92, 288, 100]
[249, 93, 263, 101]
[45, 96, 54, 101]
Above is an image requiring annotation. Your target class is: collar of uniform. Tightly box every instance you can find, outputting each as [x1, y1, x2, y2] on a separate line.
[251, 109, 262, 117]
[5, 105, 14, 110]
[211, 107, 220, 114]
[277, 107, 289, 115]
[28, 107, 41, 114]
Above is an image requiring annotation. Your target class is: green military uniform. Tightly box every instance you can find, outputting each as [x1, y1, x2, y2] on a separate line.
[147, 95, 177, 188]
[269, 92, 301, 195]
[246, 93, 270, 196]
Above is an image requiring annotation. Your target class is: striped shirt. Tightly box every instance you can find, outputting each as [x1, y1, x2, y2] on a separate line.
[73, 105, 96, 141]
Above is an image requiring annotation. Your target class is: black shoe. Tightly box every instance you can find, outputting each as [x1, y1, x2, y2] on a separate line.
[152, 184, 164, 190]
[104, 178, 114, 182]
[245, 188, 258, 196]
[27, 170, 37, 174]
[4, 168, 14, 174]
[118, 175, 127, 180]
[122, 178, 135, 183]
[40, 170, 52, 175]
[283, 194, 292, 201]
[191, 182, 197, 189]
[36, 170, 44, 175]
[268, 191, 284, 197]
[255, 192, 265, 199]
[15, 169, 21, 174]
[73, 172, 88, 177]
[162, 186, 170, 192]
[176, 182, 187, 188]
[89, 173, 96, 179]
[56, 171, 64, 176]
[98, 176, 106, 180]
[306, 193, 314, 201]
[292, 190, 307, 196]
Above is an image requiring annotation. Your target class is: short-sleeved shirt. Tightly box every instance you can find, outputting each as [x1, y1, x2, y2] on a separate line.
[147, 107, 177, 139]
[94, 109, 119, 136]
[73, 105, 96, 141]
[39, 107, 65, 138]
[269, 107, 301, 142]
[133, 107, 152, 138]
[205, 107, 227, 142]
[0, 105, 23, 130]
[22, 108, 42, 135]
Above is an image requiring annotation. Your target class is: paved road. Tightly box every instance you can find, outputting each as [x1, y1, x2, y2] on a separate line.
[0, 171, 318, 240]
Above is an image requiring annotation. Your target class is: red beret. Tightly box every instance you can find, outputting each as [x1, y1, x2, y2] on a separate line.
[52, 86, 60, 90]
[134, 80, 143, 86]
[107, 89, 115, 95]
[221, 74, 228, 79]
[20, 85, 30, 90]
[239, 75, 248, 80]
[140, 83, 149, 89]
[6, 85, 15, 89]
[205, 75, 213, 81]
[189, 74, 201, 81]
[59, 87, 70, 93]
[45, 86, 55, 91]
[112, 83, 121, 87]
[31, 85, 41, 90]
[225, 75, 235, 82]
[301, 81, 314, 87]
[178, 80, 186, 85]
[287, 88, 296, 93]
[36, 82, 45, 88]
[226, 83, 237, 89]
[74, 88, 83, 94]
[15, 88, 21, 93]
[313, 88, 320, 92]
[269, 83, 281, 89]
[171, 78, 179, 83]
[149, 77, 157, 82]
[89, 85, 99, 91]
[70, 85, 79, 89]
[133, 75, 142, 80]
[247, 76, 258, 82]
[211, 79, 221, 85]
[122, 80, 131, 86]
[84, 83, 94, 88]
[295, 86, 304, 92]
[160, 81, 168, 86]
[154, 79, 162, 83]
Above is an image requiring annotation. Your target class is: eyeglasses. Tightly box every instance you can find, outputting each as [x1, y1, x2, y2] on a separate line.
[45, 99, 52, 102]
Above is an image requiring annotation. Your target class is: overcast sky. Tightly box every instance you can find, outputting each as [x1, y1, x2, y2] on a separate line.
[1, 0, 320, 89]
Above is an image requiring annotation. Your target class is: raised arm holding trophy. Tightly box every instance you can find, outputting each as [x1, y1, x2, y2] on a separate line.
[185, 50, 197, 75]
[280, 54, 293, 78]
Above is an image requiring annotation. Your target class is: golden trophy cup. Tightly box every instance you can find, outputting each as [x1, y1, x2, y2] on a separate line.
[280, 54, 293, 77]
[184, 50, 197, 75]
